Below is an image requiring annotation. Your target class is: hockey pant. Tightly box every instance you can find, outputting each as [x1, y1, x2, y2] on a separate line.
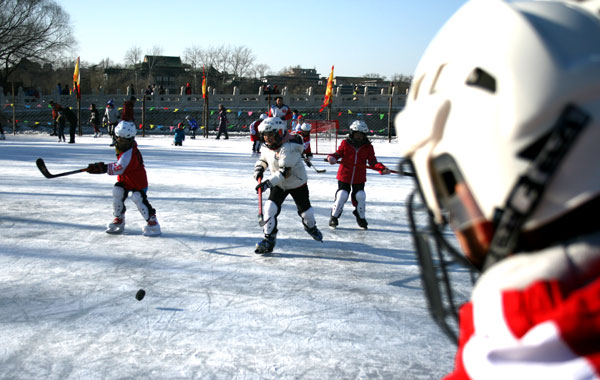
[113, 182, 156, 221]
[262, 184, 316, 235]
[331, 181, 366, 218]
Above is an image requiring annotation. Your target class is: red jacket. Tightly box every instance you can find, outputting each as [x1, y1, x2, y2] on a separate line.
[107, 143, 148, 190]
[121, 100, 134, 122]
[329, 138, 382, 184]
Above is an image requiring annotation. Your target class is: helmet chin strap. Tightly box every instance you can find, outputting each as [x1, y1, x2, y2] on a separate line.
[483, 104, 590, 270]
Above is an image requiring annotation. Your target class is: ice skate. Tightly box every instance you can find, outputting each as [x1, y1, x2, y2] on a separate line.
[106, 216, 125, 234]
[329, 216, 338, 229]
[255, 233, 276, 254]
[305, 225, 323, 242]
[352, 210, 368, 230]
[143, 215, 161, 236]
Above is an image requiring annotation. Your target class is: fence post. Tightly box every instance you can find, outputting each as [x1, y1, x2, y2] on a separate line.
[12, 82, 16, 135]
[142, 96, 146, 137]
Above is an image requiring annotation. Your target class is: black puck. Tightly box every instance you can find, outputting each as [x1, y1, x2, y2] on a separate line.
[135, 289, 146, 301]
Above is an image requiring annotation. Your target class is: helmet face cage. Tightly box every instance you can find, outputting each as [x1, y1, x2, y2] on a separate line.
[259, 117, 286, 149]
[402, 159, 478, 344]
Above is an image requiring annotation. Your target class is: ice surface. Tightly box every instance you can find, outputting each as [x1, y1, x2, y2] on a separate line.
[0, 134, 468, 379]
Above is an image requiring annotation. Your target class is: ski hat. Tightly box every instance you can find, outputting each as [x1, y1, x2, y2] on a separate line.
[107, 99, 114, 107]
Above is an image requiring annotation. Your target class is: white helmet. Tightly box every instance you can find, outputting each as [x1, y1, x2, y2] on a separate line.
[396, 0, 600, 265]
[259, 113, 268, 120]
[258, 117, 286, 136]
[300, 122, 312, 132]
[115, 120, 137, 138]
[393, 0, 600, 343]
[258, 117, 287, 149]
[349, 120, 368, 134]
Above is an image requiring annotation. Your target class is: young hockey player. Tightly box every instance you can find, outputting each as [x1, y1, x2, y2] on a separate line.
[395, 1, 600, 378]
[326, 120, 390, 229]
[296, 122, 313, 158]
[185, 115, 198, 139]
[86, 120, 161, 236]
[249, 113, 267, 153]
[173, 122, 185, 146]
[254, 117, 323, 253]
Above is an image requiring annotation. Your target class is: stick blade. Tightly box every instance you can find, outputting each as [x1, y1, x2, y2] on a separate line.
[36, 158, 54, 178]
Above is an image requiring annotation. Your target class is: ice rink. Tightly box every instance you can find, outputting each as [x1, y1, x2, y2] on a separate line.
[0, 133, 470, 379]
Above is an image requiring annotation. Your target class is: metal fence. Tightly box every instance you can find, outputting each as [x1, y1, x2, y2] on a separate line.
[1, 90, 404, 138]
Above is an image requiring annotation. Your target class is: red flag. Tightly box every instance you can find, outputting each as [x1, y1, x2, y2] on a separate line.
[202, 66, 207, 99]
[319, 65, 334, 112]
[73, 56, 81, 100]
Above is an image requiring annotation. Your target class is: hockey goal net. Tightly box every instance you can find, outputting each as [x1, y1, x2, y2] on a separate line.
[299, 119, 339, 155]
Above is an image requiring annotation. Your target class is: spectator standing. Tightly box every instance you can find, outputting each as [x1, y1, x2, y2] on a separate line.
[48, 101, 63, 136]
[103, 99, 119, 146]
[268, 96, 292, 122]
[90, 104, 101, 137]
[62, 107, 77, 144]
[121, 96, 136, 123]
[185, 82, 192, 95]
[216, 104, 229, 140]
[56, 111, 66, 142]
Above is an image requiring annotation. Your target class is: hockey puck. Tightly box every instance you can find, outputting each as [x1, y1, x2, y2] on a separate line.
[135, 289, 146, 301]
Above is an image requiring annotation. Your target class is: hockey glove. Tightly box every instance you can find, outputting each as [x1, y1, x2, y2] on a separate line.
[327, 155, 337, 165]
[254, 166, 265, 181]
[255, 180, 272, 193]
[87, 162, 107, 174]
[373, 162, 390, 175]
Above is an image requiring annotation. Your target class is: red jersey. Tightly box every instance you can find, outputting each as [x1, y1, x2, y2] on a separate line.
[330, 138, 380, 184]
[107, 143, 148, 190]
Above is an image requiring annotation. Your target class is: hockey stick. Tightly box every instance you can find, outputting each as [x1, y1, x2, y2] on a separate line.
[303, 155, 326, 173]
[36, 158, 88, 179]
[323, 158, 400, 174]
[257, 178, 266, 227]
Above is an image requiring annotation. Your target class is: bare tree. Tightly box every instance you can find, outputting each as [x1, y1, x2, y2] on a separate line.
[145, 45, 163, 84]
[229, 45, 255, 78]
[124, 45, 142, 67]
[0, 0, 76, 86]
[249, 63, 270, 79]
[183, 45, 203, 90]
[214, 45, 232, 74]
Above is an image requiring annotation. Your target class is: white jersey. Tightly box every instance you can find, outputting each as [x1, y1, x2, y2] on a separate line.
[255, 134, 307, 191]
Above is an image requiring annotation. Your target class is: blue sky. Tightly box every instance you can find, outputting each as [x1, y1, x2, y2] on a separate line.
[57, 0, 467, 79]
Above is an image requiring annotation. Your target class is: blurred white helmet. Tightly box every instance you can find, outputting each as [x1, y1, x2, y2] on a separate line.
[115, 120, 137, 138]
[258, 117, 286, 135]
[349, 120, 368, 134]
[395, 0, 600, 265]
[259, 113, 268, 120]
[300, 123, 312, 132]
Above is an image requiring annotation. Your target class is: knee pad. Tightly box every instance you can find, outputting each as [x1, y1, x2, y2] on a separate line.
[131, 191, 150, 221]
[299, 207, 316, 229]
[355, 190, 366, 218]
[332, 189, 349, 218]
[112, 185, 126, 217]
[263, 200, 279, 235]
